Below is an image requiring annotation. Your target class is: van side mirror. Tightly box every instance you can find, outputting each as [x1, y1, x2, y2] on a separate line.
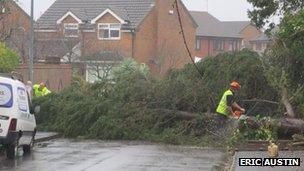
[34, 106, 41, 114]
[31, 105, 40, 114]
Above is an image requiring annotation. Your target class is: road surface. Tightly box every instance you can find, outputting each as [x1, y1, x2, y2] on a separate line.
[0, 139, 225, 171]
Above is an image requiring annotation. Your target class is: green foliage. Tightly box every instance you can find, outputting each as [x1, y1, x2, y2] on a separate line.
[261, 10, 304, 117]
[112, 58, 149, 80]
[163, 49, 277, 114]
[247, 0, 304, 28]
[227, 116, 278, 148]
[0, 42, 19, 72]
[241, 116, 278, 141]
[34, 51, 278, 145]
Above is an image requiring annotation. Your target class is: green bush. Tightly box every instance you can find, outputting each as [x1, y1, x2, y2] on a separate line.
[0, 42, 19, 72]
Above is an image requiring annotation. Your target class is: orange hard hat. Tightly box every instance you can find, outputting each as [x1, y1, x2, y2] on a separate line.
[230, 81, 241, 89]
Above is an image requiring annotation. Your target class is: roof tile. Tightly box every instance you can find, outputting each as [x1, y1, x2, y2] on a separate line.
[36, 0, 155, 29]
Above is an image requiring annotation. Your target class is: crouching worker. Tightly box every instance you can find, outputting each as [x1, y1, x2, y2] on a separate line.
[33, 82, 51, 97]
[216, 81, 245, 125]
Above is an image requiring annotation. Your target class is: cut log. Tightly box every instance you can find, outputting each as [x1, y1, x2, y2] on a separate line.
[292, 142, 304, 146]
[242, 116, 304, 137]
[292, 134, 304, 142]
[278, 118, 304, 136]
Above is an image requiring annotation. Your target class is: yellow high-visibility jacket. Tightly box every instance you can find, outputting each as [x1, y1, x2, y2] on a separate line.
[33, 84, 51, 97]
[216, 89, 233, 116]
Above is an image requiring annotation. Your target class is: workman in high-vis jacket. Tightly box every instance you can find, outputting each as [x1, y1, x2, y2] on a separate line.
[216, 81, 245, 123]
[33, 82, 51, 97]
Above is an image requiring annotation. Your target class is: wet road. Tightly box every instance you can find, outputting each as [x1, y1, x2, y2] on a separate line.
[0, 139, 225, 171]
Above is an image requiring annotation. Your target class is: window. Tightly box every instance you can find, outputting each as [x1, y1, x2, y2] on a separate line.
[17, 87, 28, 112]
[64, 23, 79, 37]
[229, 40, 238, 51]
[98, 23, 121, 40]
[196, 38, 201, 50]
[213, 40, 224, 51]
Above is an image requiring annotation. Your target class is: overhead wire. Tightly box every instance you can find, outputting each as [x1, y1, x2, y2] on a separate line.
[173, 0, 232, 138]
[174, 0, 204, 79]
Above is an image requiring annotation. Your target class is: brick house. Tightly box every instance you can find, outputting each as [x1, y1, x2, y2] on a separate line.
[249, 32, 272, 54]
[190, 11, 261, 58]
[0, 1, 31, 63]
[35, 0, 197, 79]
[249, 33, 271, 54]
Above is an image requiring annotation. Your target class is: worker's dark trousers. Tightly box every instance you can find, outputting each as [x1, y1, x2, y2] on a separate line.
[215, 114, 228, 129]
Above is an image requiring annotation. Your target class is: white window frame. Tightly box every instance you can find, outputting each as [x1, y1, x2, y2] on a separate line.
[64, 23, 79, 38]
[228, 40, 237, 51]
[195, 38, 201, 50]
[98, 23, 121, 40]
[213, 39, 224, 51]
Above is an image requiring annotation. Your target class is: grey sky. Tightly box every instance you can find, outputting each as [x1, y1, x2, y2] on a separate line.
[17, 0, 253, 21]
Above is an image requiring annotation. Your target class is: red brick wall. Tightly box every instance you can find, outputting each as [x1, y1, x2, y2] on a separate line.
[152, 0, 196, 75]
[133, 7, 157, 70]
[82, 13, 133, 58]
[1, 2, 31, 63]
[195, 37, 242, 57]
[240, 25, 261, 48]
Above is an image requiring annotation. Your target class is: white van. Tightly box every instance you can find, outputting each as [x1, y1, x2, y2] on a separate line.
[0, 75, 37, 159]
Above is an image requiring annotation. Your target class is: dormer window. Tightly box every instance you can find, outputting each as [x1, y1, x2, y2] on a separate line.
[64, 23, 79, 37]
[98, 23, 121, 40]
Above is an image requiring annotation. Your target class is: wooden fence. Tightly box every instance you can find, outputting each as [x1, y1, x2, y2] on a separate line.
[16, 63, 72, 92]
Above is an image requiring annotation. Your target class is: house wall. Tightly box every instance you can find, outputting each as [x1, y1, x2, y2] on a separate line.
[133, 7, 157, 72]
[35, 13, 133, 60]
[240, 25, 261, 48]
[153, 0, 196, 75]
[82, 13, 133, 58]
[62, 15, 78, 23]
[1, 1, 31, 63]
[250, 40, 270, 53]
[34, 0, 197, 76]
[195, 37, 242, 57]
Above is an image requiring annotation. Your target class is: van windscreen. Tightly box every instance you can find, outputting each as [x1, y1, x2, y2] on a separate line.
[0, 83, 13, 108]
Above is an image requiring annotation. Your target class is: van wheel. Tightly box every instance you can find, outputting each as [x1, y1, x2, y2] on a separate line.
[6, 143, 16, 159]
[23, 145, 31, 154]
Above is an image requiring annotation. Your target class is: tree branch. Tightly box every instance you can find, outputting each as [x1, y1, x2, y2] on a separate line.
[242, 98, 279, 105]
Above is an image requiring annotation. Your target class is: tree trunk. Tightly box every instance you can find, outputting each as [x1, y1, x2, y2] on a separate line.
[244, 116, 304, 136]
[278, 118, 304, 135]
[152, 108, 304, 136]
[153, 108, 198, 120]
[281, 88, 295, 118]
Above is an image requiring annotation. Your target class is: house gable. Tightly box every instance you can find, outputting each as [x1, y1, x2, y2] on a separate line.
[240, 24, 261, 46]
[95, 12, 120, 24]
[57, 11, 82, 24]
[91, 9, 125, 24]
[178, 0, 198, 28]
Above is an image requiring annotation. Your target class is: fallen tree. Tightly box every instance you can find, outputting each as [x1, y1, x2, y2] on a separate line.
[241, 116, 304, 138]
[152, 108, 304, 138]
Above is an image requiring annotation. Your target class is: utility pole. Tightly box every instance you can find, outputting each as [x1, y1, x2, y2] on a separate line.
[29, 0, 34, 82]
